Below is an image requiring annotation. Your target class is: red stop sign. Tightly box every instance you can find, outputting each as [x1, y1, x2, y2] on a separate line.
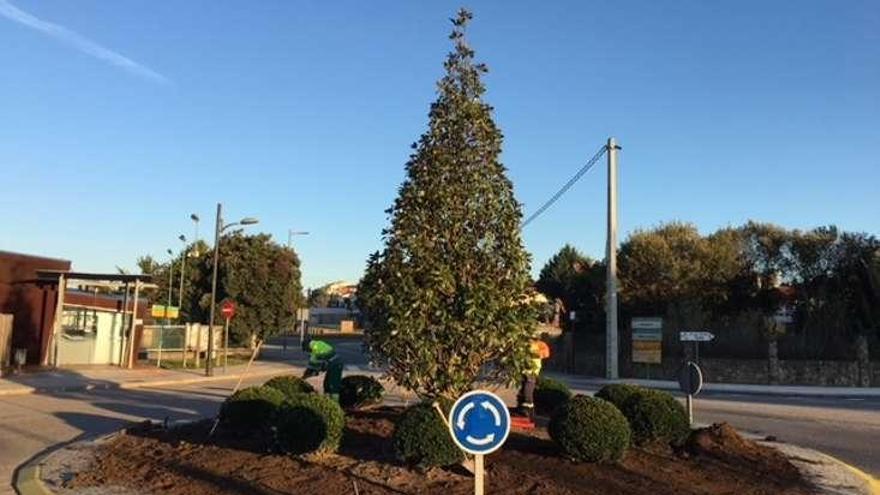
[221, 301, 236, 319]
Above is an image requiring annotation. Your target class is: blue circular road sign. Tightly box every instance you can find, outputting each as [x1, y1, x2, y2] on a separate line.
[448, 390, 511, 455]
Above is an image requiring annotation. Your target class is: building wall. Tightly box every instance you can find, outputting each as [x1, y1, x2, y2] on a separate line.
[0, 251, 71, 365]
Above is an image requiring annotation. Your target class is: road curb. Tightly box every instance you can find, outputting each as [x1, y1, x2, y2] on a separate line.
[13, 463, 50, 495]
[817, 452, 880, 494]
[0, 367, 298, 398]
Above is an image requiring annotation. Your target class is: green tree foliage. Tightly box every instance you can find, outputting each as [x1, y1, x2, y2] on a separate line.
[136, 235, 302, 345]
[392, 403, 464, 468]
[358, 10, 536, 399]
[536, 245, 605, 330]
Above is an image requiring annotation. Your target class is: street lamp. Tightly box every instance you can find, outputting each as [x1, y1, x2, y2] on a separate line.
[206, 203, 259, 376]
[286, 229, 310, 349]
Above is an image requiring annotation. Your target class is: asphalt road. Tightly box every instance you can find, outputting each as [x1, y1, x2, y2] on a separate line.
[271, 336, 880, 476]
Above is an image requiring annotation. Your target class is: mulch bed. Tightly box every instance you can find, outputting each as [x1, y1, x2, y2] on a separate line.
[67, 407, 813, 495]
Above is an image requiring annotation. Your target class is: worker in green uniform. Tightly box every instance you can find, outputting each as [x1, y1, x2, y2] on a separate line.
[301, 337, 343, 401]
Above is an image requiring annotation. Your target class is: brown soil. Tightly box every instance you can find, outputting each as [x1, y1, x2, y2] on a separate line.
[68, 409, 814, 495]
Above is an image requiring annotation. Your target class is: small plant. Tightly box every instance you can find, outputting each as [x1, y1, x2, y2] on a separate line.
[264, 375, 316, 399]
[619, 389, 690, 446]
[534, 376, 572, 416]
[548, 395, 631, 462]
[339, 375, 385, 410]
[219, 386, 285, 431]
[276, 393, 345, 454]
[594, 383, 643, 410]
[392, 402, 464, 468]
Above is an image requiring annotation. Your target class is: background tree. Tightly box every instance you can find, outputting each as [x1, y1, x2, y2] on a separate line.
[536, 244, 604, 331]
[135, 234, 302, 345]
[358, 9, 536, 400]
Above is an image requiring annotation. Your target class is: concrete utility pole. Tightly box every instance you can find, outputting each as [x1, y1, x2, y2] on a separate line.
[207, 203, 222, 377]
[606, 137, 620, 379]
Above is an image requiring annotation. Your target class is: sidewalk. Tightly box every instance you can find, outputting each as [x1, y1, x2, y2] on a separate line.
[546, 372, 880, 398]
[0, 361, 301, 397]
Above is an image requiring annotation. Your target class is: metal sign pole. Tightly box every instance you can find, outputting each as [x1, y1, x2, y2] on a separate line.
[157, 325, 163, 368]
[474, 454, 484, 495]
[686, 393, 693, 426]
[223, 316, 230, 373]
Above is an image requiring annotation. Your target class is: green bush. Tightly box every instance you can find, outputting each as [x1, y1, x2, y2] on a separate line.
[619, 389, 690, 446]
[220, 386, 285, 431]
[594, 383, 644, 410]
[276, 393, 345, 454]
[393, 402, 463, 468]
[339, 375, 385, 410]
[264, 375, 316, 399]
[534, 376, 573, 416]
[548, 395, 631, 462]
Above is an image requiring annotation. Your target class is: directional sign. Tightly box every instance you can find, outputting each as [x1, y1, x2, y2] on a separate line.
[632, 317, 663, 364]
[679, 331, 714, 342]
[448, 390, 511, 455]
[221, 300, 236, 319]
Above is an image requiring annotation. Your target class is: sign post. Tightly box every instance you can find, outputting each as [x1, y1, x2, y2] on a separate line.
[678, 361, 703, 425]
[448, 390, 511, 495]
[220, 301, 236, 373]
[679, 331, 715, 365]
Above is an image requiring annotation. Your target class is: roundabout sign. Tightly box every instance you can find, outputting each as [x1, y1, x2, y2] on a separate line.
[448, 390, 511, 455]
[448, 390, 511, 494]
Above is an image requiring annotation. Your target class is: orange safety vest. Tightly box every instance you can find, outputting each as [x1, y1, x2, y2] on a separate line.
[526, 340, 550, 374]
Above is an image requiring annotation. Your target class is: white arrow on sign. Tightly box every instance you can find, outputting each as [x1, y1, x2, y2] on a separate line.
[680, 331, 715, 342]
[456, 402, 475, 430]
[482, 401, 501, 427]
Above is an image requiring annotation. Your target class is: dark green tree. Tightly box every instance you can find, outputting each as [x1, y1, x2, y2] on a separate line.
[358, 9, 536, 399]
[136, 234, 302, 345]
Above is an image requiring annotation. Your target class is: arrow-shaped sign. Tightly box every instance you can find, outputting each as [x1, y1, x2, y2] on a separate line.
[679, 331, 715, 342]
[456, 401, 475, 430]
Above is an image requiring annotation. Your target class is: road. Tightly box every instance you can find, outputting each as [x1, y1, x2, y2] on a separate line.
[273, 336, 880, 476]
[1, 338, 877, 495]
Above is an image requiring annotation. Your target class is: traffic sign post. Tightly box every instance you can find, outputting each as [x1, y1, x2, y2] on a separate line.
[448, 390, 511, 495]
[678, 361, 703, 426]
[679, 331, 714, 365]
[220, 301, 236, 373]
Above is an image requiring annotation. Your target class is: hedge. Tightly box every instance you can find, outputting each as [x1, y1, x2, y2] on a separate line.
[264, 375, 316, 399]
[339, 375, 385, 410]
[392, 402, 463, 468]
[594, 383, 643, 410]
[219, 386, 285, 431]
[548, 395, 632, 462]
[534, 376, 573, 416]
[619, 389, 690, 446]
[276, 393, 345, 454]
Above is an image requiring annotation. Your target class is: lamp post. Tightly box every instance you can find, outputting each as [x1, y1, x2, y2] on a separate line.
[190, 214, 200, 256]
[177, 235, 187, 309]
[286, 229, 310, 349]
[206, 203, 259, 376]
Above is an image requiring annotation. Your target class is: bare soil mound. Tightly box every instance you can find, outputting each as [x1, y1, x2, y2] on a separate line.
[67, 408, 813, 495]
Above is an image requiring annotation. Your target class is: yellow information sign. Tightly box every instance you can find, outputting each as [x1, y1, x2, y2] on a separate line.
[632, 317, 662, 364]
[151, 305, 179, 319]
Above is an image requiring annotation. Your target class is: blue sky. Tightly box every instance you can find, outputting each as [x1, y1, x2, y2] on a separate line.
[1, 1, 878, 289]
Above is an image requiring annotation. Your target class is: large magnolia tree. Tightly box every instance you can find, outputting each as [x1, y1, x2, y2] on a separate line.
[358, 9, 536, 399]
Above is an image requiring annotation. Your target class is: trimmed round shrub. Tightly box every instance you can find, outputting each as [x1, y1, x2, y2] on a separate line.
[220, 386, 285, 431]
[548, 395, 631, 462]
[264, 375, 315, 399]
[339, 375, 385, 410]
[619, 389, 690, 447]
[393, 402, 464, 468]
[534, 376, 573, 416]
[276, 393, 345, 454]
[594, 383, 644, 410]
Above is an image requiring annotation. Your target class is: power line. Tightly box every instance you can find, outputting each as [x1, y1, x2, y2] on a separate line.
[521, 144, 608, 228]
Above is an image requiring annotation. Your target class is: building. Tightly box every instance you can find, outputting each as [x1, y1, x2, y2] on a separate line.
[0, 251, 153, 369]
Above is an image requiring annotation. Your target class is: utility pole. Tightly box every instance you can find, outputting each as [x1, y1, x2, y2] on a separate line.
[606, 137, 620, 379]
[207, 203, 222, 377]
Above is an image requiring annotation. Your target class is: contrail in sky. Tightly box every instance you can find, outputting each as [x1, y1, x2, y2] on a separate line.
[0, 0, 170, 85]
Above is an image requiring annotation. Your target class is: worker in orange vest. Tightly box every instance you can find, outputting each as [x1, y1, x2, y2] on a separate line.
[517, 338, 551, 421]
